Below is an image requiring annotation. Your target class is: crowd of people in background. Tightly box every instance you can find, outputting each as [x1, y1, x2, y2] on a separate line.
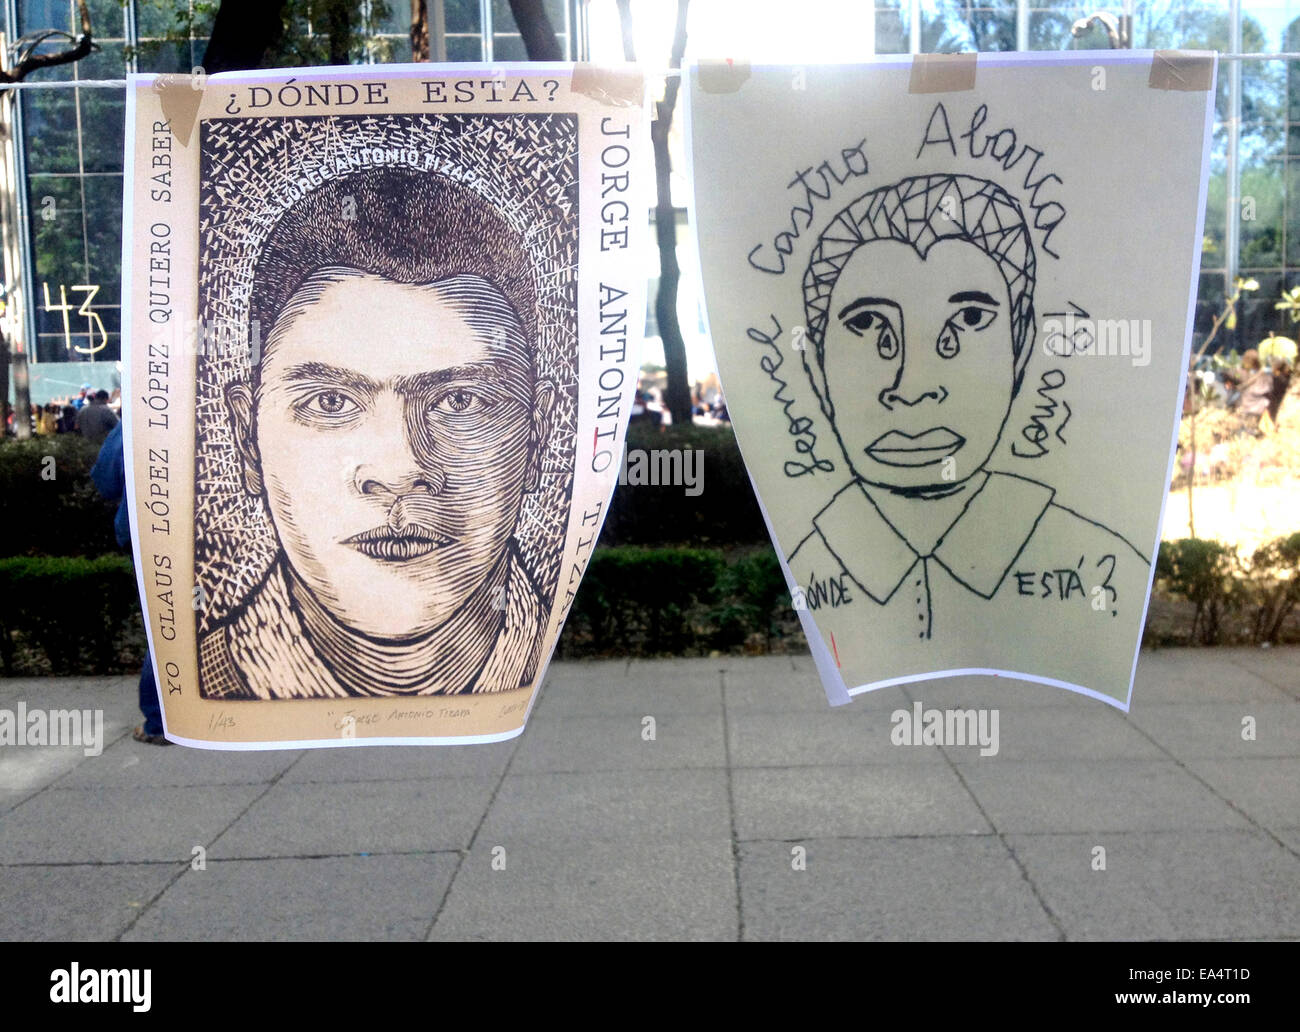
[8, 383, 122, 443]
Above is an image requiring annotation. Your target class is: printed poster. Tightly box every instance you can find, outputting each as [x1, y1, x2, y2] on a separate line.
[685, 52, 1215, 708]
[123, 64, 649, 747]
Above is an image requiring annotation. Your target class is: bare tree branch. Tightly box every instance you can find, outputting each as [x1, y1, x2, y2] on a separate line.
[0, 0, 95, 83]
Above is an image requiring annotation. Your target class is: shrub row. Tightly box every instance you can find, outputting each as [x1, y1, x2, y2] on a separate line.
[4, 537, 1299, 676]
[0, 435, 120, 558]
[0, 555, 142, 676]
[1154, 534, 1300, 645]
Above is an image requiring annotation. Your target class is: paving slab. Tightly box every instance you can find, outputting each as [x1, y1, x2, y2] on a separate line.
[477, 769, 730, 844]
[1125, 701, 1299, 760]
[0, 785, 268, 864]
[281, 740, 515, 783]
[122, 854, 458, 941]
[727, 707, 948, 767]
[1182, 757, 1300, 829]
[510, 711, 726, 773]
[1007, 829, 1300, 940]
[210, 778, 497, 858]
[956, 759, 1253, 834]
[940, 706, 1165, 763]
[59, 735, 302, 788]
[0, 862, 182, 940]
[738, 836, 1059, 941]
[430, 838, 737, 941]
[1130, 651, 1294, 703]
[731, 764, 991, 841]
[532, 664, 722, 718]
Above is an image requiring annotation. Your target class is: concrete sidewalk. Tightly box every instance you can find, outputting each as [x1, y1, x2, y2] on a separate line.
[0, 649, 1296, 941]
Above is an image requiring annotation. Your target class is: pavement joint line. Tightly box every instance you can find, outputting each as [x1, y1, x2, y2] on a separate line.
[112, 747, 311, 941]
[719, 669, 744, 944]
[0, 848, 470, 867]
[1, 724, 134, 816]
[1222, 656, 1300, 700]
[935, 738, 1069, 942]
[423, 715, 522, 940]
[1121, 715, 1300, 862]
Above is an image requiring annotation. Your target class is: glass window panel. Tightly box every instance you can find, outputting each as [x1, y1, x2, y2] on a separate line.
[876, 3, 909, 54]
[82, 174, 122, 307]
[492, 0, 520, 32]
[921, 1, 1015, 53]
[1287, 163, 1300, 265]
[135, 40, 192, 74]
[373, 0, 410, 34]
[445, 0, 481, 33]
[79, 93, 126, 173]
[22, 91, 80, 174]
[492, 33, 529, 60]
[86, 0, 125, 38]
[447, 34, 484, 61]
[1027, 10, 1075, 50]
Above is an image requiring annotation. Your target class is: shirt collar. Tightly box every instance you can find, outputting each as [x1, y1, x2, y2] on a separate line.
[813, 471, 1055, 603]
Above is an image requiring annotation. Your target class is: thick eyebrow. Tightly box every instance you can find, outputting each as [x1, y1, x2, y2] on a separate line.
[394, 362, 520, 396]
[282, 361, 381, 396]
[837, 297, 901, 320]
[948, 291, 999, 306]
[280, 360, 521, 398]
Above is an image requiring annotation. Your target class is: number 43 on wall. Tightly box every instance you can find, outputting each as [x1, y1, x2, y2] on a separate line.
[42, 282, 108, 355]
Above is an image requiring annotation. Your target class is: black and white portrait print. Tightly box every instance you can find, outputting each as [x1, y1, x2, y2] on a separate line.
[193, 113, 578, 699]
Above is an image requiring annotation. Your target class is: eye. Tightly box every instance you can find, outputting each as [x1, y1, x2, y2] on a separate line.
[842, 310, 900, 360]
[299, 390, 358, 416]
[956, 306, 996, 331]
[430, 387, 492, 416]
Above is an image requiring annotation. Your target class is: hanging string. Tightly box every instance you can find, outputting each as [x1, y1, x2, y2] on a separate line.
[0, 51, 1296, 90]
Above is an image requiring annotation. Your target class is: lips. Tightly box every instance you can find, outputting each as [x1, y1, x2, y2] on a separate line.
[865, 427, 966, 467]
[341, 524, 454, 562]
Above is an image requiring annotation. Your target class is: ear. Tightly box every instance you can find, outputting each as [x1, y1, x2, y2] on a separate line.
[224, 382, 263, 497]
[525, 379, 557, 492]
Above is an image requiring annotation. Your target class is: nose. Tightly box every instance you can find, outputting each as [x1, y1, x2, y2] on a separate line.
[878, 352, 949, 410]
[351, 393, 447, 499]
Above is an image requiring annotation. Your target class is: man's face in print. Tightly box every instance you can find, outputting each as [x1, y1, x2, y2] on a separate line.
[228, 271, 555, 640]
[818, 238, 1017, 492]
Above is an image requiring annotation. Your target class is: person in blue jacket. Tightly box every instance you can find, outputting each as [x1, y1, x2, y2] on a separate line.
[90, 422, 169, 745]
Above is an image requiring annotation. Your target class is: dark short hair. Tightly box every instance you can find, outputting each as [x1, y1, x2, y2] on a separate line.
[801, 174, 1037, 408]
[248, 166, 537, 353]
[94, 389, 110, 401]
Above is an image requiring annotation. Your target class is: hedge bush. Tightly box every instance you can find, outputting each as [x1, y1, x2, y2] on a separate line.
[0, 554, 142, 675]
[0, 436, 120, 558]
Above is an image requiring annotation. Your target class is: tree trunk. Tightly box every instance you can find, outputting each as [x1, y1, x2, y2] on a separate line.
[327, 1, 352, 65]
[508, 0, 563, 62]
[202, 0, 287, 73]
[651, 1, 693, 428]
[411, 0, 430, 61]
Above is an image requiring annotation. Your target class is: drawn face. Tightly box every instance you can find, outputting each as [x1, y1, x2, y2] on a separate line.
[818, 238, 1017, 492]
[229, 273, 554, 640]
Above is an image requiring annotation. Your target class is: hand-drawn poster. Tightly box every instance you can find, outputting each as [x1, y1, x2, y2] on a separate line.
[685, 52, 1215, 709]
[123, 64, 649, 747]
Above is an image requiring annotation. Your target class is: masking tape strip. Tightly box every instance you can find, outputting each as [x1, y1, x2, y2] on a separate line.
[569, 64, 644, 107]
[697, 58, 751, 95]
[908, 52, 977, 94]
[154, 74, 205, 147]
[1148, 50, 1215, 91]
